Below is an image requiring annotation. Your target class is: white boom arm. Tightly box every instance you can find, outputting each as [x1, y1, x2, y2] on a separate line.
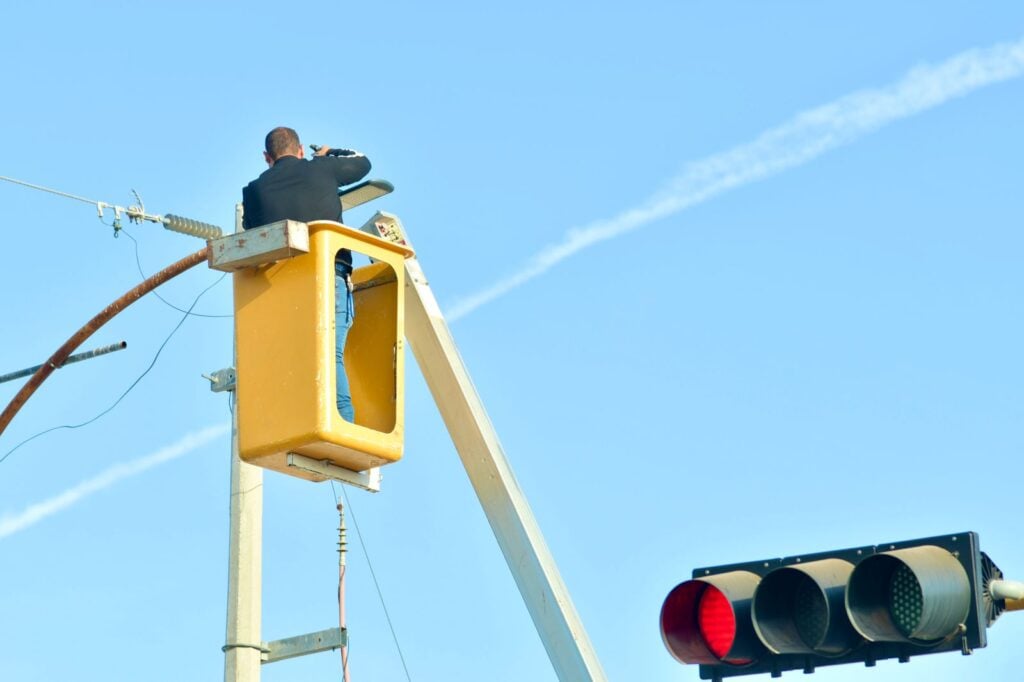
[390, 215, 608, 682]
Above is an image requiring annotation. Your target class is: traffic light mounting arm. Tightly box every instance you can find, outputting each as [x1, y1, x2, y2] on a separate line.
[989, 579, 1024, 601]
[990, 580, 1024, 613]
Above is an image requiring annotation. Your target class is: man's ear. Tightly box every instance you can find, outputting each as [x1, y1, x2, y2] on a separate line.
[297, 145, 306, 159]
[264, 151, 274, 167]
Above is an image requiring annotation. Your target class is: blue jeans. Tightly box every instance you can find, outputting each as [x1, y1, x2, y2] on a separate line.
[335, 270, 355, 422]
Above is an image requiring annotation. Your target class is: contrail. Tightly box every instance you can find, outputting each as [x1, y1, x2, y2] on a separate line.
[0, 423, 229, 540]
[446, 36, 1024, 321]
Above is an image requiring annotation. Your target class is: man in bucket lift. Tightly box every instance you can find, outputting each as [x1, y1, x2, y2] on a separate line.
[242, 126, 371, 423]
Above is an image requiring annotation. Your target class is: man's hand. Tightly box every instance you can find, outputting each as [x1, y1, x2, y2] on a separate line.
[310, 144, 365, 158]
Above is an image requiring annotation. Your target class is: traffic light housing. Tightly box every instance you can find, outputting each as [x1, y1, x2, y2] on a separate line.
[660, 532, 1001, 679]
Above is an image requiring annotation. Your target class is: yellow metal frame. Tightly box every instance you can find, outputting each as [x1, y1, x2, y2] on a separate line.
[234, 220, 414, 480]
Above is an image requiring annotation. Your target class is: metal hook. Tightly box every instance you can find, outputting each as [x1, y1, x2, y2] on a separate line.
[129, 189, 145, 224]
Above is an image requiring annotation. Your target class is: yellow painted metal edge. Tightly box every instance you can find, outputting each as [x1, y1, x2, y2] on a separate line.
[307, 220, 414, 259]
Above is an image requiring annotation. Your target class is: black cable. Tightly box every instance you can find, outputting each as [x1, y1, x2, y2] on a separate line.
[0, 272, 226, 465]
[330, 482, 352, 678]
[121, 229, 232, 319]
[331, 481, 413, 682]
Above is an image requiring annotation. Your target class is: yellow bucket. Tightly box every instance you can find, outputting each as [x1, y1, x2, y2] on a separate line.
[234, 220, 414, 480]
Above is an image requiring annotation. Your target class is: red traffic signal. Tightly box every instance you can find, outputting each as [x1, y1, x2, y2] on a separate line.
[660, 571, 763, 666]
[660, 532, 1003, 679]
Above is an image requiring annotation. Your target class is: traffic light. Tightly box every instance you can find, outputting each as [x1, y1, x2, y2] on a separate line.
[660, 532, 1011, 679]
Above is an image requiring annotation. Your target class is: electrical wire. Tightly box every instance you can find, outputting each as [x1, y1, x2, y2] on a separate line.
[0, 174, 99, 206]
[0, 272, 226, 466]
[331, 482, 353, 679]
[331, 480, 414, 682]
[121, 229, 232, 319]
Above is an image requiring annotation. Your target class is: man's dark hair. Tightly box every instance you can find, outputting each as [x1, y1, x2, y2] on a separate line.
[265, 126, 301, 160]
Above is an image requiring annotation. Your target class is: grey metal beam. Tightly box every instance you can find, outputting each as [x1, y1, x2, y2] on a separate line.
[262, 628, 348, 664]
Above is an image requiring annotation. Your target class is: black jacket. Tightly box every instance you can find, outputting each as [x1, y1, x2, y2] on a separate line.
[242, 153, 371, 271]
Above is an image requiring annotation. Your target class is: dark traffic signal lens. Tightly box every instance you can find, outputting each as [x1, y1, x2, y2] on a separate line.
[752, 559, 860, 655]
[846, 545, 971, 643]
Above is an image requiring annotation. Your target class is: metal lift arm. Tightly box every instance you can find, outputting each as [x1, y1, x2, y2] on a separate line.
[387, 215, 608, 682]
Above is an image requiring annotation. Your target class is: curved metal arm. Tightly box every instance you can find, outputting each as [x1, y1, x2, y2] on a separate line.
[0, 247, 209, 439]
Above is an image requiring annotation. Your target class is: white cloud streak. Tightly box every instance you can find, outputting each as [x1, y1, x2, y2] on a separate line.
[446, 36, 1024, 321]
[0, 423, 229, 540]
[11, 40, 1016, 533]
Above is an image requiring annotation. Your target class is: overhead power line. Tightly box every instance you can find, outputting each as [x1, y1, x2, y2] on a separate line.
[0, 174, 224, 239]
[0, 174, 98, 205]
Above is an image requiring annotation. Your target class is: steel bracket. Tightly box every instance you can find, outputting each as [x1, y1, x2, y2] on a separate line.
[203, 367, 237, 393]
[208, 220, 310, 272]
[286, 453, 382, 492]
[261, 627, 347, 664]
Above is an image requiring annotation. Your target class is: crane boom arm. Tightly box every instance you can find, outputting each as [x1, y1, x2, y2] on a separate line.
[398, 227, 608, 682]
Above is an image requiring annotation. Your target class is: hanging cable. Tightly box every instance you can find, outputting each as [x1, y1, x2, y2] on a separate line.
[0, 173, 223, 239]
[0, 248, 214, 462]
[121, 229, 232, 319]
[0, 270, 224, 465]
[337, 500, 352, 682]
[331, 481, 414, 682]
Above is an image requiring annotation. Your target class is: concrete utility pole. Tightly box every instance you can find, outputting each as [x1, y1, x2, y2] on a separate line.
[223, 406, 264, 682]
[223, 204, 263, 682]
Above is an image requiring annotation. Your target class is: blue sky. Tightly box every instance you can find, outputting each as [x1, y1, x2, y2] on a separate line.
[1, 3, 1023, 681]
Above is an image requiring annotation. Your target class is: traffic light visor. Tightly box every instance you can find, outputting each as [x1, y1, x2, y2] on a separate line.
[752, 558, 859, 655]
[846, 545, 971, 643]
